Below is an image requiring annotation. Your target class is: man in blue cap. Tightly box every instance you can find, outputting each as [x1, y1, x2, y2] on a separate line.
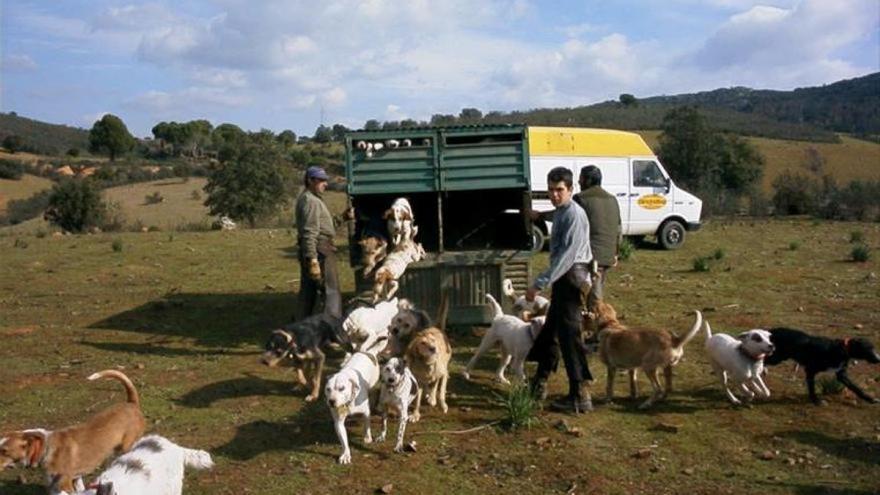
[295, 166, 349, 319]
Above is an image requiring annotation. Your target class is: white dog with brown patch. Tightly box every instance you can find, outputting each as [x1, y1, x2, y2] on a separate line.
[342, 298, 398, 353]
[383, 197, 414, 248]
[502, 278, 549, 321]
[372, 238, 425, 303]
[704, 321, 775, 405]
[463, 294, 545, 385]
[325, 348, 382, 464]
[64, 435, 213, 495]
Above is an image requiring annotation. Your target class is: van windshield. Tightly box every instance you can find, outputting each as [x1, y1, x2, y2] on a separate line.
[633, 160, 667, 188]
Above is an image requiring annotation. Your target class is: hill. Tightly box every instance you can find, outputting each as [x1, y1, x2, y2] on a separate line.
[0, 174, 54, 215]
[642, 72, 880, 136]
[0, 112, 90, 156]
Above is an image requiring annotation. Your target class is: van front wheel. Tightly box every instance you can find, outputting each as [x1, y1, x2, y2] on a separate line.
[531, 224, 546, 252]
[658, 220, 685, 250]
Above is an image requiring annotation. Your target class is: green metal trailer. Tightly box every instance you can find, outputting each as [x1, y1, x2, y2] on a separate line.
[345, 125, 534, 326]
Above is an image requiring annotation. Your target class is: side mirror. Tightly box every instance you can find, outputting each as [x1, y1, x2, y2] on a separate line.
[664, 177, 671, 194]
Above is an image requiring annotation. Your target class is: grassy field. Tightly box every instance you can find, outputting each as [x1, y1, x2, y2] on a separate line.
[0, 174, 54, 215]
[1, 216, 878, 494]
[102, 177, 213, 230]
[637, 132, 880, 193]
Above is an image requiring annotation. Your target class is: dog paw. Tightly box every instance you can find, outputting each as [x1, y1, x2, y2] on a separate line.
[440, 403, 448, 414]
[498, 377, 511, 386]
[305, 394, 319, 402]
[375, 434, 386, 443]
[462, 371, 471, 381]
[338, 452, 351, 464]
[408, 414, 420, 423]
[426, 397, 437, 407]
[364, 436, 373, 444]
[394, 443, 405, 453]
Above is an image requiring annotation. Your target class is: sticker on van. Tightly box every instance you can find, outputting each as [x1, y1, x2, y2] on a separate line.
[638, 194, 667, 210]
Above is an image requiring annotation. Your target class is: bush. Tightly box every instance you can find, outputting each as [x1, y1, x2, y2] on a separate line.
[771, 171, 818, 215]
[497, 383, 539, 431]
[851, 244, 870, 262]
[66, 148, 81, 157]
[693, 256, 711, 272]
[618, 237, 634, 261]
[849, 230, 864, 243]
[788, 240, 800, 251]
[190, 189, 201, 201]
[144, 191, 164, 205]
[44, 179, 107, 233]
[713, 248, 725, 260]
[111, 239, 123, 252]
[3, 190, 51, 225]
[0, 158, 25, 180]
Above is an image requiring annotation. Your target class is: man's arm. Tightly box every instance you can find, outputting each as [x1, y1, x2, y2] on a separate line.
[299, 199, 320, 260]
[533, 213, 579, 290]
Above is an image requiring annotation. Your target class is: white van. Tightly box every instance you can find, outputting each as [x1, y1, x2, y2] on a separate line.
[527, 126, 702, 250]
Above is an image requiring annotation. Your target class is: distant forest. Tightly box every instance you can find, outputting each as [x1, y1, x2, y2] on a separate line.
[1, 72, 877, 156]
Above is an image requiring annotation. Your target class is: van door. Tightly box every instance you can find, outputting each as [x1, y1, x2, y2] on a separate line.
[628, 159, 673, 235]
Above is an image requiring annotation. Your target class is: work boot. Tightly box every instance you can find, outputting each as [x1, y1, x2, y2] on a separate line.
[550, 383, 594, 414]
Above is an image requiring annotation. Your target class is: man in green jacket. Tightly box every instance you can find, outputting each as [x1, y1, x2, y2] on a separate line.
[295, 166, 348, 320]
[574, 165, 621, 309]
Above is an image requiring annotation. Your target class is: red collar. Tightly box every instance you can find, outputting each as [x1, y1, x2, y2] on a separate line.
[842, 337, 851, 354]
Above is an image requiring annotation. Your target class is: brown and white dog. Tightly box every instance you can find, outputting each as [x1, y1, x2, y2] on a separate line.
[0, 370, 145, 494]
[502, 278, 549, 321]
[588, 301, 703, 409]
[358, 236, 388, 279]
[372, 236, 425, 303]
[404, 293, 451, 418]
[383, 197, 414, 248]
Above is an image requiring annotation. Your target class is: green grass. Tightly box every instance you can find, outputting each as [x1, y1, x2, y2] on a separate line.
[1, 218, 879, 494]
[0, 173, 54, 214]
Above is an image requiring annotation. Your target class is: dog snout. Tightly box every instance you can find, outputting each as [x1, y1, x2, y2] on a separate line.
[427, 345, 437, 354]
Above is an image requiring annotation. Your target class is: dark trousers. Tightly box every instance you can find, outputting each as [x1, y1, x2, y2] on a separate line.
[297, 241, 341, 320]
[528, 264, 593, 396]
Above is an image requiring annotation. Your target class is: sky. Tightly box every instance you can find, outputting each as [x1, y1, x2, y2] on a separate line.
[1, 0, 878, 138]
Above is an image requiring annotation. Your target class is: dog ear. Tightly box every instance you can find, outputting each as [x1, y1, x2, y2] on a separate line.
[416, 310, 431, 330]
[23, 431, 45, 467]
[736, 332, 752, 342]
[397, 299, 413, 310]
[348, 377, 360, 396]
[382, 208, 393, 220]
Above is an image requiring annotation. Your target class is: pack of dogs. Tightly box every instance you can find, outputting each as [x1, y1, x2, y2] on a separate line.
[3, 196, 878, 489]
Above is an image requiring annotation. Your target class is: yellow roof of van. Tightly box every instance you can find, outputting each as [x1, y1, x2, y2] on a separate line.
[528, 126, 653, 157]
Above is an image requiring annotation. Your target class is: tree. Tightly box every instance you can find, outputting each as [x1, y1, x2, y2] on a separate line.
[211, 123, 248, 163]
[364, 119, 381, 131]
[658, 106, 763, 199]
[619, 94, 638, 107]
[430, 114, 456, 126]
[277, 130, 297, 147]
[2, 135, 24, 153]
[44, 179, 106, 232]
[203, 143, 286, 227]
[89, 114, 135, 161]
[331, 124, 349, 142]
[459, 108, 483, 121]
[313, 125, 332, 143]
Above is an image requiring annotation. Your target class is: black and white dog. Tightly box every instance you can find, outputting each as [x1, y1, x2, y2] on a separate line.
[377, 357, 420, 451]
[765, 327, 880, 405]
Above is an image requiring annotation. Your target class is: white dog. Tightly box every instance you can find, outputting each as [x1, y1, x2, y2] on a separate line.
[372, 238, 425, 303]
[463, 294, 546, 384]
[342, 298, 398, 353]
[325, 350, 381, 464]
[377, 357, 421, 451]
[502, 278, 550, 321]
[383, 197, 415, 248]
[65, 435, 213, 495]
[704, 322, 775, 405]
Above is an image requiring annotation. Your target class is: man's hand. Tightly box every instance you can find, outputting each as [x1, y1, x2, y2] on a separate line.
[308, 258, 322, 281]
[528, 210, 541, 221]
[612, 255, 619, 268]
[526, 287, 540, 302]
[343, 207, 355, 221]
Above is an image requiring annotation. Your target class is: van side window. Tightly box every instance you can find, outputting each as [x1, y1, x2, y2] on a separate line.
[633, 160, 666, 188]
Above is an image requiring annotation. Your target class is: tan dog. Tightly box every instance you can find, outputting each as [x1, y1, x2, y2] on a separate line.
[0, 370, 145, 493]
[358, 236, 387, 279]
[590, 301, 703, 409]
[403, 293, 450, 421]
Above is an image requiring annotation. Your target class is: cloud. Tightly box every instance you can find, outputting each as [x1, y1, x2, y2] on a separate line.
[2, 54, 38, 71]
[126, 87, 250, 115]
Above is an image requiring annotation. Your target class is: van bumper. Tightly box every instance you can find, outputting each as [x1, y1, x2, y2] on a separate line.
[686, 222, 701, 232]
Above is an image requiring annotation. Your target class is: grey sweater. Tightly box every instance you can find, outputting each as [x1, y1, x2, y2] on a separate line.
[533, 199, 592, 290]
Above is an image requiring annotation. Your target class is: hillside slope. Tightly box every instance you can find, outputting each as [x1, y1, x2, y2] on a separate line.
[0, 112, 90, 156]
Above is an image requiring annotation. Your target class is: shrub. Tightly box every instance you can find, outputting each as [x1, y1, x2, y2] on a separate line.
[0, 158, 25, 180]
[100, 200, 125, 232]
[66, 148, 81, 157]
[693, 256, 711, 272]
[788, 240, 800, 251]
[13, 238, 28, 249]
[190, 189, 201, 201]
[44, 179, 107, 233]
[618, 237, 634, 262]
[497, 383, 539, 431]
[4, 190, 51, 225]
[771, 171, 818, 215]
[851, 244, 870, 262]
[713, 248, 725, 260]
[35, 228, 47, 239]
[849, 230, 864, 243]
[111, 239, 123, 252]
[144, 191, 164, 205]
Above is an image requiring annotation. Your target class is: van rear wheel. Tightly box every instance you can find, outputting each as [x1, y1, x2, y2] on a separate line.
[531, 224, 546, 252]
[658, 220, 685, 250]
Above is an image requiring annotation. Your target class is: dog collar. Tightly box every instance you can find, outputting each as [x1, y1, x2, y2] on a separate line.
[736, 344, 759, 361]
[842, 337, 851, 354]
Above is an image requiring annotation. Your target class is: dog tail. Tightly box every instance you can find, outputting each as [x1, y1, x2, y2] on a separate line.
[673, 310, 703, 350]
[502, 278, 517, 303]
[703, 319, 713, 340]
[485, 293, 504, 320]
[182, 448, 215, 471]
[88, 369, 140, 406]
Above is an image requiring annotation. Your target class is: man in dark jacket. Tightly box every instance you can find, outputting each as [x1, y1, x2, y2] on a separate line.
[574, 165, 621, 310]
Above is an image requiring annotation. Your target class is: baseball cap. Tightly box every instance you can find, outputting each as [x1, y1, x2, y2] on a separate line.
[306, 166, 329, 181]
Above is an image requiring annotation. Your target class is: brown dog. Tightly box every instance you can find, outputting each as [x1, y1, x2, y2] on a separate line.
[402, 292, 450, 421]
[0, 370, 145, 493]
[589, 301, 703, 409]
